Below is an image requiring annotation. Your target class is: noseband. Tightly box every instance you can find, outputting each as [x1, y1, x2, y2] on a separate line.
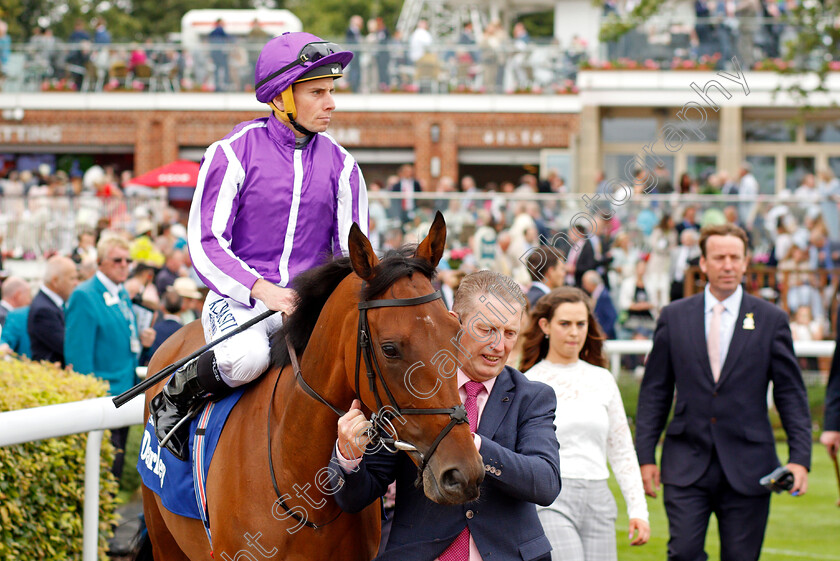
[278, 286, 468, 504]
[292, 288, 469, 473]
[270, 287, 468, 529]
[353, 289, 469, 481]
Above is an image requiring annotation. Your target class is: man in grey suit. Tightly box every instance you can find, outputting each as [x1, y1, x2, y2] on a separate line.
[636, 223, 811, 561]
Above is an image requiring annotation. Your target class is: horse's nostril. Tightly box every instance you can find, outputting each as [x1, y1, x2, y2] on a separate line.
[440, 468, 468, 494]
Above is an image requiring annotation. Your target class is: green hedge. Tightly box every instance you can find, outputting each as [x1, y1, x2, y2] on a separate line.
[0, 358, 119, 560]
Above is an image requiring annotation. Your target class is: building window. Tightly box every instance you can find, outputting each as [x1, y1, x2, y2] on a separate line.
[805, 122, 840, 143]
[663, 119, 719, 142]
[785, 156, 815, 192]
[829, 156, 840, 179]
[603, 154, 638, 184]
[686, 155, 717, 183]
[745, 155, 776, 194]
[601, 117, 658, 143]
[743, 120, 796, 143]
[603, 153, 674, 188]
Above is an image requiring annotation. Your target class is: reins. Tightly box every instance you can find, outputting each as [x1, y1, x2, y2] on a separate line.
[266, 288, 469, 528]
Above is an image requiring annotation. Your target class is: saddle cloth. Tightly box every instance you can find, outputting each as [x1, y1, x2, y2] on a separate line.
[137, 388, 245, 520]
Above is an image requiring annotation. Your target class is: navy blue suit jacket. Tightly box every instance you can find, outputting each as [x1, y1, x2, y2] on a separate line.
[526, 284, 549, 309]
[28, 290, 65, 365]
[636, 292, 812, 495]
[140, 317, 183, 366]
[824, 301, 840, 431]
[593, 288, 617, 339]
[330, 366, 560, 561]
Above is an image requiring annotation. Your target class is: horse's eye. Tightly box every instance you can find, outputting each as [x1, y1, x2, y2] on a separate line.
[381, 343, 400, 359]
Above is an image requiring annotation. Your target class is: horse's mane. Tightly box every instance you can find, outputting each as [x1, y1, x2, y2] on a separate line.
[269, 245, 438, 370]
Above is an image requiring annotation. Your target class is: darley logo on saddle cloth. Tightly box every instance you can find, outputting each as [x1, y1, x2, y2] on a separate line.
[140, 429, 167, 486]
[138, 387, 245, 519]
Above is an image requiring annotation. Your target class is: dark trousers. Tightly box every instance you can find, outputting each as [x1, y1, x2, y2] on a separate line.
[110, 426, 130, 481]
[663, 450, 771, 561]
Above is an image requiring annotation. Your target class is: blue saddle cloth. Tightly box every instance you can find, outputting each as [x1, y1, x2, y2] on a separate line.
[137, 388, 245, 520]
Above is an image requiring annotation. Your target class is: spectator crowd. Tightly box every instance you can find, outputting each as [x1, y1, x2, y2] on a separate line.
[0, 158, 837, 560]
[362, 161, 840, 373]
[3, 3, 816, 95]
[1, 157, 839, 378]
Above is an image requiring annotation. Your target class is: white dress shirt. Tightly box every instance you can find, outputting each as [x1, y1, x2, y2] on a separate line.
[96, 270, 121, 298]
[39, 284, 64, 309]
[704, 284, 743, 371]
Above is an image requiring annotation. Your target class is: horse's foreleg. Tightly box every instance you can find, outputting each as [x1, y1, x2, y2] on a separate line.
[142, 484, 192, 561]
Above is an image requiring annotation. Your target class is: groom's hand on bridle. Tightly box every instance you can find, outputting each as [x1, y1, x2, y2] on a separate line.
[337, 399, 373, 461]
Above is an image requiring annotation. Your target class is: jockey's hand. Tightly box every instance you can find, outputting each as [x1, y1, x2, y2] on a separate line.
[139, 328, 156, 348]
[251, 279, 297, 314]
[337, 399, 372, 461]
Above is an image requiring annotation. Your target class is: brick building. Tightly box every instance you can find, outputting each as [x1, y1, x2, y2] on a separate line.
[0, 93, 580, 190]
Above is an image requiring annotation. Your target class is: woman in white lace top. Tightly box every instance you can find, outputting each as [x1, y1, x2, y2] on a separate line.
[521, 287, 649, 561]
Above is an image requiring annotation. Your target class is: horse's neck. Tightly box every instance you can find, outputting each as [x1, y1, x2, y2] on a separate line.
[270, 301, 356, 476]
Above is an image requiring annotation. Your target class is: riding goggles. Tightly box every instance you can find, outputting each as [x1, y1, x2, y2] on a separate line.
[256, 42, 341, 89]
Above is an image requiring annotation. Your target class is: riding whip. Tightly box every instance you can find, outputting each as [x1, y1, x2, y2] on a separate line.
[112, 308, 277, 408]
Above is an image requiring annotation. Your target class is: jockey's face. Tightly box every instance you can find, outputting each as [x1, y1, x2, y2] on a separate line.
[287, 77, 336, 136]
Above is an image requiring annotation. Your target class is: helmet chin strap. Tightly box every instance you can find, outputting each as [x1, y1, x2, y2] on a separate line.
[270, 87, 313, 137]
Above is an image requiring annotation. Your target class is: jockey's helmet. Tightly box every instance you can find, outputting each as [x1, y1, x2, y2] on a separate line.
[254, 32, 352, 126]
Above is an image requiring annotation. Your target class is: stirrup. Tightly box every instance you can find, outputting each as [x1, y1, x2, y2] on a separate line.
[157, 401, 205, 452]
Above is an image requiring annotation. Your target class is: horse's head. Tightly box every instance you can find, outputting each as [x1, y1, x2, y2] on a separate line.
[346, 212, 485, 504]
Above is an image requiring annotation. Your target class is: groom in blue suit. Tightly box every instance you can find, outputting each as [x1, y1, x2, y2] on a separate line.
[636, 223, 811, 561]
[330, 271, 560, 561]
[65, 234, 156, 478]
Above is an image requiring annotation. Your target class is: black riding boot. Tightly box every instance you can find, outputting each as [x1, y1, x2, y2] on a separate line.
[150, 351, 229, 460]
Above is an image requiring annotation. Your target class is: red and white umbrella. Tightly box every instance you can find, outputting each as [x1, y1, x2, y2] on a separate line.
[129, 160, 200, 188]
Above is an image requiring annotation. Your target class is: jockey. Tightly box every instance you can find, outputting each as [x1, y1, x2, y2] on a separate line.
[150, 32, 369, 460]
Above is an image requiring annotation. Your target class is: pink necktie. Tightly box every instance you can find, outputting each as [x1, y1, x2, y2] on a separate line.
[708, 303, 724, 382]
[439, 381, 484, 561]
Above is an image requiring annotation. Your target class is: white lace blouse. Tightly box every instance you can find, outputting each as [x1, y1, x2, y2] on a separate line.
[526, 359, 649, 521]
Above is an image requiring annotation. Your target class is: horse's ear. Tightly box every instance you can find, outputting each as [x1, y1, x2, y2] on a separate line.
[415, 211, 447, 268]
[348, 222, 380, 281]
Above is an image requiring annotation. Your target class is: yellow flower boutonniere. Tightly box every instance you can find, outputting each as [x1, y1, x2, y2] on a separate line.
[742, 313, 755, 330]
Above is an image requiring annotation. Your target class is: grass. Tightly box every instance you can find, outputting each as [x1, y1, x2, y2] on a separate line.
[116, 424, 144, 505]
[612, 372, 839, 560]
[113, 374, 839, 560]
[610, 445, 840, 560]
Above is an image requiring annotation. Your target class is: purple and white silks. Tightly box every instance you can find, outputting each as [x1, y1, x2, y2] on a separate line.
[188, 115, 369, 307]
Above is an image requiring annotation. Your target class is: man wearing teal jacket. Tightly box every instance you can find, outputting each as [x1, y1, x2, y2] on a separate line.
[65, 234, 155, 478]
[1, 306, 31, 357]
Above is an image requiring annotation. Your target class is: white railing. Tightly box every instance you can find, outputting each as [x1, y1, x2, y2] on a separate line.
[603, 339, 836, 378]
[0, 395, 144, 561]
[0, 339, 834, 559]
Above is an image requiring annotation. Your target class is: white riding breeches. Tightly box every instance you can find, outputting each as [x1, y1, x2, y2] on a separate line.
[201, 291, 285, 387]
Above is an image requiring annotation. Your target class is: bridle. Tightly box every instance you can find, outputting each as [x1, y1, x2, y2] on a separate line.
[268, 287, 469, 529]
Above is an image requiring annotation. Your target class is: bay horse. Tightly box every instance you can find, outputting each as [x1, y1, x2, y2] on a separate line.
[140, 212, 485, 560]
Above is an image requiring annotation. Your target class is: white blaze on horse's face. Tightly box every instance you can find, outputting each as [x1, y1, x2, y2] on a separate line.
[419, 313, 436, 328]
